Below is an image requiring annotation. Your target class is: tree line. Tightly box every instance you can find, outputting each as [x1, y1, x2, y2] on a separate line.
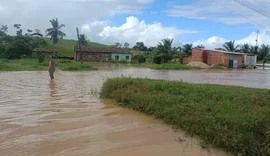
[1, 18, 269, 65]
[131, 38, 270, 65]
[0, 18, 85, 59]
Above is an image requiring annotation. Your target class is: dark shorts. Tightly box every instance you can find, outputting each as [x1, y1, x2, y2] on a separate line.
[49, 68, 55, 77]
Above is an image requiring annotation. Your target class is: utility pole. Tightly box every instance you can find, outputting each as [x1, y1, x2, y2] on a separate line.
[255, 30, 259, 47]
[76, 27, 83, 64]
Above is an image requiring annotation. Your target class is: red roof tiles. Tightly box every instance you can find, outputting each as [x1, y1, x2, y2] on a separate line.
[75, 46, 131, 54]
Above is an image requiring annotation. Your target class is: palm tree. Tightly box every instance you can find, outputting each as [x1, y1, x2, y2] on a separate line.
[222, 40, 240, 52]
[240, 43, 251, 53]
[195, 45, 205, 49]
[79, 34, 88, 46]
[156, 38, 175, 62]
[46, 18, 66, 45]
[258, 44, 270, 68]
[182, 43, 193, 56]
[250, 45, 259, 54]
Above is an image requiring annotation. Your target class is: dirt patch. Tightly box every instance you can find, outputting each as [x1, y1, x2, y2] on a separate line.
[187, 61, 210, 69]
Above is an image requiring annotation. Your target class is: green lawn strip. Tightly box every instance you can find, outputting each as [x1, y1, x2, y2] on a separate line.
[0, 59, 97, 71]
[100, 77, 270, 156]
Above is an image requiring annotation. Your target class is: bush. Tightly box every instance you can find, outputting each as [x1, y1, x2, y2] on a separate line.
[132, 54, 146, 63]
[153, 55, 162, 64]
[100, 78, 270, 156]
[36, 51, 45, 63]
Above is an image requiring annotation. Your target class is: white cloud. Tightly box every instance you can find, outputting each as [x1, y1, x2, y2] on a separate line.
[0, 0, 154, 38]
[81, 16, 198, 47]
[167, 0, 270, 29]
[190, 30, 270, 49]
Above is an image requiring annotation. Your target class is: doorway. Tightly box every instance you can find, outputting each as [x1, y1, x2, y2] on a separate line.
[115, 55, 119, 63]
[229, 54, 238, 68]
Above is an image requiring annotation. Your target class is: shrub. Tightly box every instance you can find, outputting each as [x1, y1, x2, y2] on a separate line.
[132, 54, 146, 63]
[36, 51, 45, 63]
[153, 55, 162, 64]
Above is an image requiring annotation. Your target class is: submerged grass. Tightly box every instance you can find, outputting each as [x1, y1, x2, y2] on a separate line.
[100, 77, 270, 156]
[0, 59, 97, 71]
[144, 63, 200, 70]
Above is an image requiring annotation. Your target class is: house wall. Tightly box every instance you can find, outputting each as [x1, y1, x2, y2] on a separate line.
[237, 55, 244, 68]
[191, 48, 204, 62]
[76, 52, 111, 62]
[223, 53, 244, 68]
[190, 49, 245, 68]
[181, 56, 191, 64]
[206, 50, 224, 65]
[111, 53, 132, 63]
[244, 55, 257, 66]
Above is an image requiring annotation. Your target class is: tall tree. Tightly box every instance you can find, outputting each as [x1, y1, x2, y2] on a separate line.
[195, 45, 205, 49]
[114, 42, 122, 48]
[241, 43, 251, 53]
[45, 18, 66, 45]
[133, 42, 147, 51]
[182, 43, 193, 56]
[258, 44, 270, 67]
[79, 34, 88, 46]
[124, 42, 130, 48]
[250, 45, 259, 54]
[14, 24, 22, 36]
[222, 40, 240, 52]
[30, 29, 43, 37]
[155, 38, 175, 63]
[0, 25, 8, 35]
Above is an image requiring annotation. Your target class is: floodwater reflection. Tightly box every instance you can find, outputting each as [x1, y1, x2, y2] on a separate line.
[0, 65, 269, 156]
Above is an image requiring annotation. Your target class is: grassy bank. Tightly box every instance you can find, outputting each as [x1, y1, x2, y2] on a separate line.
[100, 77, 270, 156]
[46, 39, 109, 57]
[0, 59, 97, 71]
[133, 63, 200, 70]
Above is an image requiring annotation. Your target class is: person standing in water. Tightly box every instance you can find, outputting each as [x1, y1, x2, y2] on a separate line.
[48, 56, 55, 80]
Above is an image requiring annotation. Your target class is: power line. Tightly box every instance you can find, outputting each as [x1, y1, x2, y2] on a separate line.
[250, 0, 270, 11]
[211, 0, 268, 28]
[233, 0, 270, 19]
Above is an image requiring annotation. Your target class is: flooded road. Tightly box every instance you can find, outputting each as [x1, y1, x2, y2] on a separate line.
[0, 65, 269, 156]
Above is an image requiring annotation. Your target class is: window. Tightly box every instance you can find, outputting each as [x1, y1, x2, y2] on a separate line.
[126, 56, 130, 60]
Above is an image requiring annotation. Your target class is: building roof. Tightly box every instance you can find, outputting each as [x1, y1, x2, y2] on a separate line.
[33, 48, 56, 53]
[192, 48, 256, 56]
[75, 46, 131, 54]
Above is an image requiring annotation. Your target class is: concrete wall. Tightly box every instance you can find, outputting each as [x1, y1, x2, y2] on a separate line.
[111, 53, 132, 63]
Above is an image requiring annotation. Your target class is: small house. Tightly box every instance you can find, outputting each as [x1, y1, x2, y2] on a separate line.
[181, 48, 257, 69]
[74, 46, 132, 63]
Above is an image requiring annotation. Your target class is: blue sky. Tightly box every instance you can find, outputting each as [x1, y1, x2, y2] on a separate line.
[104, 0, 261, 43]
[1, 0, 270, 48]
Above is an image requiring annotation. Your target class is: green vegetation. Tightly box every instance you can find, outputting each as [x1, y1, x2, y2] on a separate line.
[0, 59, 96, 71]
[100, 77, 270, 156]
[46, 39, 108, 56]
[144, 62, 200, 70]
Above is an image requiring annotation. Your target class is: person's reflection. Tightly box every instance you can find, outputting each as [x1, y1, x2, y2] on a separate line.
[49, 80, 56, 97]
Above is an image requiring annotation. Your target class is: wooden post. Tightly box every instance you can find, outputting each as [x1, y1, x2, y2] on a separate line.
[76, 27, 83, 64]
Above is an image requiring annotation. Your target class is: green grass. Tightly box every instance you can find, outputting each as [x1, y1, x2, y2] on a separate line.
[0, 58, 97, 71]
[45, 38, 109, 57]
[100, 77, 270, 156]
[139, 63, 200, 70]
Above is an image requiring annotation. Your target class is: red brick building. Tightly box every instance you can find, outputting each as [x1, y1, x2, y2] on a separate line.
[182, 48, 246, 68]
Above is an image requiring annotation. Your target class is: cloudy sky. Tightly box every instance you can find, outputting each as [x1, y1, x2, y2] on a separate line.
[1, 0, 270, 48]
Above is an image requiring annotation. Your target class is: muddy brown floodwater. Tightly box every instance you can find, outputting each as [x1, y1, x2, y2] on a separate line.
[0, 64, 269, 156]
